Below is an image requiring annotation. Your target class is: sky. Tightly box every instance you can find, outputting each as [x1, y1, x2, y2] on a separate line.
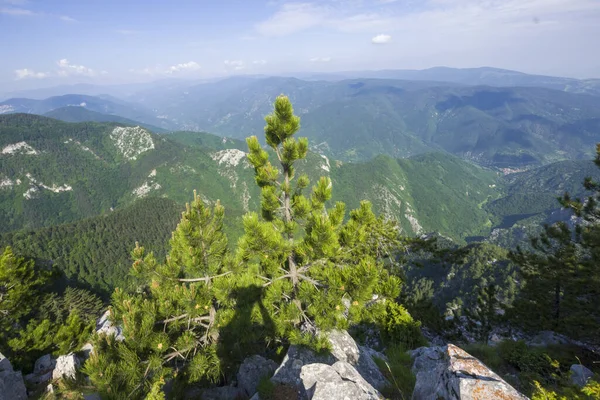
[1, 0, 600, 91]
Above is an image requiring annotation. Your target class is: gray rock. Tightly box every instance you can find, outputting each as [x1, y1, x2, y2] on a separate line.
[300, 362, 382, 400]
[34, 354, 56, 375]
[237, 355, 278, 397]
[327, 330, 389, 390]
[0, 352, 27, 400]
[570, 364, 594, 388]
[411, 344, 529, 400]
[96, 310, 125, 341]
[270, 330, 388, 399]
[84, 393, 102, 400]
[52, 353, 80, 380]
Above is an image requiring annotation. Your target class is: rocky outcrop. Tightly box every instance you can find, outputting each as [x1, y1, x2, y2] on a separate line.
[410, 344, 529, 400]
[261, 330, 386, 399]
[237, 355, 278, 397]
[96, 310, 124, 341]
[570, 364, 594, 388]
[301, 361, 382, 400]
[53, 354, 80, 380]
[0, 352, 27, 400]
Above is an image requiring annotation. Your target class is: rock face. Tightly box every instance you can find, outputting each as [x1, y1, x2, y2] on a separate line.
[301, 361, 382, 400]
[52, 354, 80, 380]
[0, 352, 27, 400]
[570, 364, 594, 388]
[267, 330, 386, 399]
[96, 310, 124, 341]
[410, 344, 529, 400]
[237, 355, 278, 397]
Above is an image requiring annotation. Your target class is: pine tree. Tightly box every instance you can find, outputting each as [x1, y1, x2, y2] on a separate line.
[464, 284, 499, 344]
[84, 193, 231, 399]
[238, 94, 403, 348]
[511, 144, 600, 343]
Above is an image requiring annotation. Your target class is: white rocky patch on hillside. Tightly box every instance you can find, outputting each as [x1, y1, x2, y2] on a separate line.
[132, 181, 161, 198]
[2, 142, 39, 155]
[64, 138, 101, 159]
[0, 105, 15, 114]
[404, 203, 423, 235]
[320, 154, 331, 172]
[370, 184, 403, 221]
[132, 169, 161, 198]
[211, 149, 250, 190]
[211, 149, 247, 168]
[0, 178, 21, 189]
[109, 126, 155, 161]
[241, 181, 251, 212]
[22, 173, 73, 199]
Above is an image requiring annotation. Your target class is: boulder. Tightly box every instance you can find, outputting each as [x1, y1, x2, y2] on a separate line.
[269, 330, 388, 399]
[96, 310, 124, 341]
[300, 362, 382, 400]
[52, 353, 80, 380]
[410, 344, 529, 400]
[570, 364, 594, 388]
[237, 355, 278, 397]
[0, 352, 27, 400]
[327, 330, 388, 390]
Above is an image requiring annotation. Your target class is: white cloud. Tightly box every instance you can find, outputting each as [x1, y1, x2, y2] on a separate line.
[57, 59, 96, 77]
[14, 68, 48, 79]
[252, 60, 267, 65]
[59, 15, 76, 22]
[310, 57, 332, 62]
[0, 6, 34, 15]
[165, 61, 201, 74]
[371, 33, 391, 44]
[224, 60, 245, 70]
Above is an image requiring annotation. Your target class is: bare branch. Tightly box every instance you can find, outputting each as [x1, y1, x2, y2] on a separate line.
[177, 271, 232, 282]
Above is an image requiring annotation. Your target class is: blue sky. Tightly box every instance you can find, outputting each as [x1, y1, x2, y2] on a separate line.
[1, 0, 600, 90]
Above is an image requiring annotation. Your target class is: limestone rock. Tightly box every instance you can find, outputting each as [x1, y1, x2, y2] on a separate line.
[411, 344, 529, 400]
[52, 354, 80, 380]
[570, 364, 594, 388]
[300, 362, 382, 400]
[237, 355, 278, 397]
[327, 330, 388, 390]
[0, 352, 27, 400]
[96, 310, 124, 341]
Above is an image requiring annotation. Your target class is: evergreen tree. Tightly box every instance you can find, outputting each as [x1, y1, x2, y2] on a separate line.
[238, 95, 402, 348]
[84, 95, 415, 398]
[464, 284, 499, 344]
[511, 144, 600, 343]
[84, 193, 231, 399]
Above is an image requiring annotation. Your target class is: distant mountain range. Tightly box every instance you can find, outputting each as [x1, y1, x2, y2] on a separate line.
[0, 94, 177, 130]
[2, 67, 600, 168]
[1, 114, 596, 245]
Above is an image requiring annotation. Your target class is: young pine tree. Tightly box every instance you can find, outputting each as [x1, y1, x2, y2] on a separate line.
[84, 193, 231, 399]
[238, 94, 403, 349]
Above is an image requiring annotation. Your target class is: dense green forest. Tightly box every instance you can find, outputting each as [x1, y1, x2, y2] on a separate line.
[0, 197, 181, 297]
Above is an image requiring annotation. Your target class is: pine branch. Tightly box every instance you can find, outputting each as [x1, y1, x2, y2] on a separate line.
[177, 271, 232, 282]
